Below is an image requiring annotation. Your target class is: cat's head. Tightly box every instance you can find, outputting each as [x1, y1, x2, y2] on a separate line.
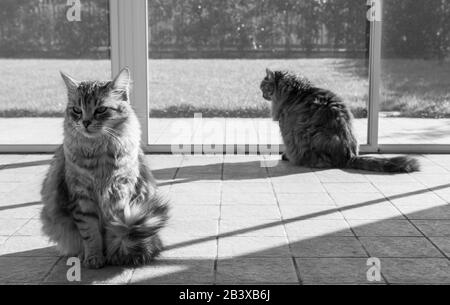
[260, 68, 311, 103]
[260, 68, 278, 101]
[61, 68, 132, 138]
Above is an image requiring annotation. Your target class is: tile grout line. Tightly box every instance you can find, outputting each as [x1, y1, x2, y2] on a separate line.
[264, 157, 303, 285]
[4, 217, 34, 244]
[421, 155, 450, 173]
[318, 170, 391, 285]
[41, 256, 64, 284]
[379, 166, 450, 261]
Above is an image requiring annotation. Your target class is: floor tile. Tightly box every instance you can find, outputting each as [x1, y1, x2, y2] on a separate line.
[411, 220, 450, 236]
[0, 219, 29, 236]
[340, 202, 405, 220]
[0, 256, 58, 284]
[0, 236, 57, 257]
[0, 155, 26, 167]
[218, 236, 290, 258]
[13, 219, 44, 236]
[222, 181, 273, 194]
[382, 258, 450, 284]
[45, 259, 133, 284]
[163, 219, 218, 237]
[372, 182, 428, 197]
[131, 259, 215, 284]
[289, 237, 367, 258]
[276, 193, 335, 206]
[216, 258, 298, 284]
[429, 237, 450, 256]
[279, 204, 343, 220]
[329, 192, 387, 207]
[161, 238, 217, 259]
[219, 219, 285, 237]
[364, 173, 417, 183]
[315, 170, 368, 183]
[221, 192, 277, 205]
[170, 182, 222, 193]
[359, 237, 443, 258]
[396, 204, 450, 220]
[170, 205, 220, 220]
[0, 204, 41, 219]
[296, 258, 385, 284]
[221, 205, 280, 220]
[349, 219, 422, 237]
[270, 172, 320, 184]
[285, 219, 354, 237]
[272, 182, 326, 194]
[323, 183, 379, 193]
[387, 193, 446, 206]
[169, 191, 221, 205]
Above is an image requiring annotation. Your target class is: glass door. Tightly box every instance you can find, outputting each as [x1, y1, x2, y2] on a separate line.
[379, 0, 450, 145]
[146, 0, 370, 153]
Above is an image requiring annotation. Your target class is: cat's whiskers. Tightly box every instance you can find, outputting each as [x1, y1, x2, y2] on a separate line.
[103, 126, 126, 150]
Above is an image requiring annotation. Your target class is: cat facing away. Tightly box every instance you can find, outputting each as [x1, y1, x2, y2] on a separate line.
[260, 69, 420, 172]
[40, 68, 168, 268]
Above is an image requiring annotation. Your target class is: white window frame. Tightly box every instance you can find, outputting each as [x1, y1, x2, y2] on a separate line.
[1, 0, 450, 154]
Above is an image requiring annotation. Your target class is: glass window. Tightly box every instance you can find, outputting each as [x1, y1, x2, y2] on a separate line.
[0, 0, 111, 145]
[147, 0, 370, 150]
[379, 0, 450, 144]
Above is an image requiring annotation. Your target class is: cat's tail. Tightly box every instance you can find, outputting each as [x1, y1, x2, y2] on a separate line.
[347, 156, 420, 173]
[104, 195, 169, 266]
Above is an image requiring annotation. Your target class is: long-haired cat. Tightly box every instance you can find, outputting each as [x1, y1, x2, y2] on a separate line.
[41, 68, 168, 268]
[260, 69, 420, 172]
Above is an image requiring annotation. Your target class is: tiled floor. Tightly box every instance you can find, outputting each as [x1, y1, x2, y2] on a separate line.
[1, 153, 450, 284]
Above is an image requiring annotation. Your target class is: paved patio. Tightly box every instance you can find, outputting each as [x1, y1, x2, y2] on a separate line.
[1, 153, 450, 284]
[2, 117, 450, 145]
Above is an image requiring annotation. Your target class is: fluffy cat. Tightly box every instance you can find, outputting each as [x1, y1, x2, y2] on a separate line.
[40, 68, 168, 268]
[260, 69, 420, 172]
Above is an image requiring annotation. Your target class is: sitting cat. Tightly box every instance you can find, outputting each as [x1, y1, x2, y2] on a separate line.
[40, 68, 168, 268]
[260, 68, 420, 172]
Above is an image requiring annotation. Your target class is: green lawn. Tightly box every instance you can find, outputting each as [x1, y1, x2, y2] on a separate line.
[0, 58, 449, 118]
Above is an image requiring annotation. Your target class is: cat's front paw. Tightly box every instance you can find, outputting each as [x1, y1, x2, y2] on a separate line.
[83, 254, 106, 269]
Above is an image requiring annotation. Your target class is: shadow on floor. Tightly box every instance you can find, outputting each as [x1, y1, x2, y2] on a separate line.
[2, 184, 449, 284]
[153, 159, 419, 187]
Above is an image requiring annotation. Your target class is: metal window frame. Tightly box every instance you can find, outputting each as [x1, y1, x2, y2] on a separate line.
[1, 0, 450, 154]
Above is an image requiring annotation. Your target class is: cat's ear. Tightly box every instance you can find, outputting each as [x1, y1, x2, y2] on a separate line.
[111, 67, 131, 91]
[60, 71, 79, 92]
[266, 68, 275, 80]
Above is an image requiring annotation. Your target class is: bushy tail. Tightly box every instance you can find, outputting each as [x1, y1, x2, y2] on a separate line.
[347, 156, 420, 173]
[104, 195, 169, 266]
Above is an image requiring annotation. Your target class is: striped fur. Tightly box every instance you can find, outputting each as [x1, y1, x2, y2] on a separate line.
[260, 69, 420, 173]
[41, 68, 168, 268]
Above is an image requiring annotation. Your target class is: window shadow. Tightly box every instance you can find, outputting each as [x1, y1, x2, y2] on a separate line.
[0, 201, 41, 212]
[0, 159, 52, 170]
[1, 182, 449, 284]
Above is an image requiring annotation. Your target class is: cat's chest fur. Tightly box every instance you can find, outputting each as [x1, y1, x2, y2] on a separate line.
[63, 138, 139, 206]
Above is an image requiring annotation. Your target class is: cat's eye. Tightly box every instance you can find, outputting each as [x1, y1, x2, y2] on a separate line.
[72, 107, 82, 115]
[95, 106, 108, 114]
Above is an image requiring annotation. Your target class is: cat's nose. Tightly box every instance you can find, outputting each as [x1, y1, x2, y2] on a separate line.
[82, 120, 92, 128]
